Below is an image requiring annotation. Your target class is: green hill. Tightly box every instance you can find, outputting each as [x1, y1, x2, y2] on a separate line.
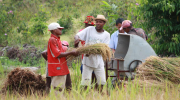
[0, 0, 134, 48]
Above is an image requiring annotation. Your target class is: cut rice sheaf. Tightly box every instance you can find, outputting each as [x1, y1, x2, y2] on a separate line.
[67, 43, 112, 61]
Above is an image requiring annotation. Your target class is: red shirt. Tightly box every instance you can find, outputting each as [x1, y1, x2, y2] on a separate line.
[47, 34, 69, 76]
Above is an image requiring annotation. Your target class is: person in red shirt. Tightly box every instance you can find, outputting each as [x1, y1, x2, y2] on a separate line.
[47, 22, 78, 93]
[41, 41, 70, 94]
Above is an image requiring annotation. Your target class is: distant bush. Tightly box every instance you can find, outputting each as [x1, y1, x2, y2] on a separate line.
[57, 15, 73, 34]
[17, 22, 30, 39]
[30, 22, 47, 35]
[30, 6, 50, 35]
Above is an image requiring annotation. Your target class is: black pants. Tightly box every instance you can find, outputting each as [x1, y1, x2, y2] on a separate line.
[65, 73, 72, 91]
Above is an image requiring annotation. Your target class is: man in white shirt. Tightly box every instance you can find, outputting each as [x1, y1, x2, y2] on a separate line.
[74, 15, 110, 91]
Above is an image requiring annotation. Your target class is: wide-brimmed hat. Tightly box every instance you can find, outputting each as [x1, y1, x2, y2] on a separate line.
[95, 15, 107, 22]
[120, 20, 132, 30]
[48, 22, 64, 31]
[84, 16, 95, 25]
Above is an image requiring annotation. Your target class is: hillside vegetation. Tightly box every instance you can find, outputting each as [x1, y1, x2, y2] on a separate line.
[0, 0, 132, 47]
[0, 0, 138, 66]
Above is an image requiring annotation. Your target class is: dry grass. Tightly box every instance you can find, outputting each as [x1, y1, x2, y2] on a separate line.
[0, 82, 180, 100]
[136, 56, 180, 87]
[68, 43, 112, 61]
[1, 68, 46, 95]
[0, 61, 180, 99]
[1, 57, 180, 99]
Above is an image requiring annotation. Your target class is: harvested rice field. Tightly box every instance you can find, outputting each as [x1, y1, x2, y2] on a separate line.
[0, 56, 180, 100]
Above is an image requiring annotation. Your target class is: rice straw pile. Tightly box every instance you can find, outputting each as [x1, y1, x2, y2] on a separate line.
[136, 56, 180, 87]
[1, 68, 46, 95]
[68, 43, 112, 61]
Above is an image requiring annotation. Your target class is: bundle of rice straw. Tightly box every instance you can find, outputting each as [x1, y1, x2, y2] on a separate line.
[136, 56, 180, 87]
[68, 43, 112, 61]
[1, 67, 46, 95]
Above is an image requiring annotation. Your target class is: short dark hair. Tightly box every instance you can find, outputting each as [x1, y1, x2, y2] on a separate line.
[116, 18, 124, 25]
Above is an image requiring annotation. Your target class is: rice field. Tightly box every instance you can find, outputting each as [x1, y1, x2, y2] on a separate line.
[0, 56, 180, 100]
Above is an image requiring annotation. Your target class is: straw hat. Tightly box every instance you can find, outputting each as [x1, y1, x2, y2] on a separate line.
[95, 15, 107, 22]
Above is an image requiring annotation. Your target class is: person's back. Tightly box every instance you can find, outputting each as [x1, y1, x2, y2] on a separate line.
[128, 28, 146, 40]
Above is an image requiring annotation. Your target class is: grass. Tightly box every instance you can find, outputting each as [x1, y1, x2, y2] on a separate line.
[0, 58, 180, 100]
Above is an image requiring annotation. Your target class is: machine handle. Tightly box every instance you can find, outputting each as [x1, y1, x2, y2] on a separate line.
[128, 60, 142, 77]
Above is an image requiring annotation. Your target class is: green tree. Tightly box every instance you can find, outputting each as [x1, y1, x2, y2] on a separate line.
[135, 0, 180, 56]
[100, 0, 136, 34]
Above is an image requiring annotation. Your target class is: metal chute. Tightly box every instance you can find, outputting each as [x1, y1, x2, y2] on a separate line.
[111, 33, 157, 78]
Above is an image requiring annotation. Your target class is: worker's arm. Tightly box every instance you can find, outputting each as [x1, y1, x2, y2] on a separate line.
[74, 35, 80, 48]
[49, 38, 79, 59]
[41, 50, 47, 61]
[57, 50, 79, 58]
[75, 27, 89, 48]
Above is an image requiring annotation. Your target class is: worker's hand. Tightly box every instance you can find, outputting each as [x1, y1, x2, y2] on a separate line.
[74, 35, 81, 48]
[74, 38, 80, 44]
[71, 49, 79, 56]
[119, 29, 124, 33]
[85, 54, 90, 57]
